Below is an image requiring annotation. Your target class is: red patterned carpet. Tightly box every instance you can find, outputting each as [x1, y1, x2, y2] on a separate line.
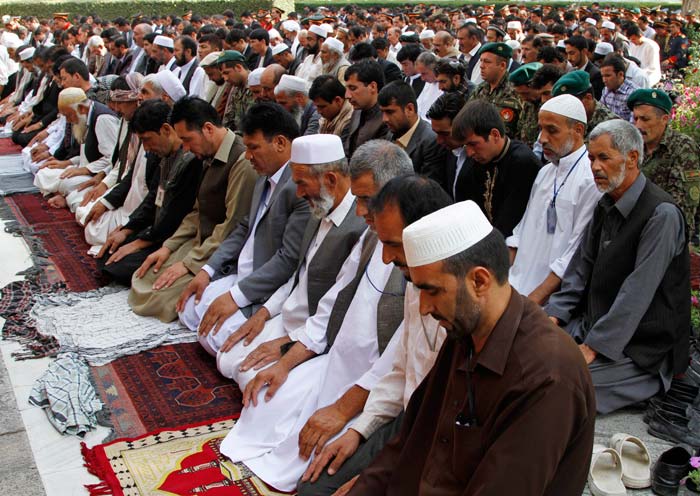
[91, 342, 242, 438]
[0, 137, 21, 155]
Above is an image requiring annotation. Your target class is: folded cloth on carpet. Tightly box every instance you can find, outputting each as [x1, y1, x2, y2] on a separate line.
[28, 352, 104, 437]
[30, 286, 197, 366]
[0, 172, 39, 195]
[0, 154, 25, 174]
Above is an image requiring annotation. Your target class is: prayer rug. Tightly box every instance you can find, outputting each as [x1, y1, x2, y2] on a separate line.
[0, 137, 21, 155]
[81, 417, 292, 496]
[91, 342, 242, 439]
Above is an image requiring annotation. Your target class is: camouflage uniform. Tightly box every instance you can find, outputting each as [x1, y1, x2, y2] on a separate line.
[587, 101, 620, 137]
[223, 85, 253, 133]
[642, 125, 700, 232]
[517, 100, 541, 147]
[469, 72, 522, 138]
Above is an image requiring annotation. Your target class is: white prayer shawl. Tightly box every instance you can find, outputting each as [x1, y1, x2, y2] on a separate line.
[416, 81, 443, 122]
[350, 283, 447, 439]
[507, 145, 601, 296]
[221, 240, 400, 491]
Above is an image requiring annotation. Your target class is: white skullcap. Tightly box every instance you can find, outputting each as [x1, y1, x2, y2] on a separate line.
[507, 21, 522, 30]
[248, 67, 265, 86]
[323, 37, 344, 54]
[291, 134, 345, 164]
[465, 18, 478, 25]
[420, 29, 435, 40]
[271, 43, 290, 56]
[601, 20, 616, 30]
[282, 20, 300, 32]
[585, 17, 598, 26]
[200, 51, 221, 67]
[275, 74, 308, 95]
[268, 28, 282, 40]
[155, 70, 186, 101]
[19, 46, 35, 61]
[403, 201, 493, 268]
[506, 39, 520, 50]
[320, 23, 334, 34]
[403, 31, 416, 37]
[154, 35, 174, 49]
[594, 42, 614, 56]
[58, 87, 88, 106]
[540, 94, 587, 124]
[2, 32, 21, 49]
[309, 25, 328, 39]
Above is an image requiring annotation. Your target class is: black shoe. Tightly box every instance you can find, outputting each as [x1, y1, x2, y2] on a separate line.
[648, 410, 700, 447]
[651, 446, 691, 496]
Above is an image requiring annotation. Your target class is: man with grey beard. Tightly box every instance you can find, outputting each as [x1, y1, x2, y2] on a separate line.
[34, 87, 119, 211]
[274, 74, 320, 136]
[507, 94, 600, 306]
[546, 119, 690, 415]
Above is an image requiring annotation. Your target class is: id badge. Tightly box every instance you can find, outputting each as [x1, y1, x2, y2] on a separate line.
[546, 202, 557, 234]
[155, 186, 165, 207]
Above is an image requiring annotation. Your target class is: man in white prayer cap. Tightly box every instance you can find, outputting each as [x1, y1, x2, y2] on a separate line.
[152, 34, 177, 72]
[320, 37, 350, 81]
[247, 67, 265, 101]
[347, 200, 595, 495]
[218, 140, 414, 493]
[296, 24, 326, 83]
[34, 87, 119, 211]
[201, 51, 227, 108]
[139, 71, 186, 105]
[274, 74, 319, 135]
[507, 94, 601, 305]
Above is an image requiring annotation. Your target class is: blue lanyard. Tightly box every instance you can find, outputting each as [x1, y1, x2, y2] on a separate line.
[551, 150, 587, 207]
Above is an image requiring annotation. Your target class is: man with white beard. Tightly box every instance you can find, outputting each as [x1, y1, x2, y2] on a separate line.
[219, 140, 413, 492]
[507, 94, 601, 304]
[320, 37, 350, 82]
[33, 87, 119, 211]
[274, 75, 319, 136]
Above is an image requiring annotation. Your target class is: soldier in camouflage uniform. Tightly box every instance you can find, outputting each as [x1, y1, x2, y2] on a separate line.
[509, 62, 542, 147]
[217, 50, 254, 132]
[468, 42, 521, 138]
[628, 88, 700, 232]
[551, 70, 620, 139]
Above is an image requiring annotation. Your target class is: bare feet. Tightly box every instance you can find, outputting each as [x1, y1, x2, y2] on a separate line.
[47, 194, 67, 209]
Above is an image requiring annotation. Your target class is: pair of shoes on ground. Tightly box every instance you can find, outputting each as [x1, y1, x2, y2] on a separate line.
[589, 433, 651, 496]
[645, 377, 700, 448]
[650, 446, 694, 495]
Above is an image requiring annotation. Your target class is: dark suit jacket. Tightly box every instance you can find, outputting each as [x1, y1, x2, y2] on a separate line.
[444, 150, 471, 201]
[114, 52, 134, 77]
[244, 44, 257, 70]
[464, 53, 479, 80]
[206, 166, 312, 314]
[393, 119, 448, 189]
[378, 58, 402, 84]
[341, 104, 391, 157]
[508, 60, 521, 73]
[406, 75, 425, 98]
[584, 61, 604, 100]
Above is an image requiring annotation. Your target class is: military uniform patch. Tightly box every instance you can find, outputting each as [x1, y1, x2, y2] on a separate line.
[500, 108, 515, 122]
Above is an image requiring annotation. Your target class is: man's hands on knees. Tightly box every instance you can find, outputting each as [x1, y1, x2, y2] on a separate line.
[197, 291, 239, 337]
[302, 429, 362, 483]
[242, 361, 290, 408]
[220, 307, 272, 353]
[298, 404, 351, 461]
[238, 335, 288, 371]
[134, 246, 171, 279]
[176, 269, 211, 313]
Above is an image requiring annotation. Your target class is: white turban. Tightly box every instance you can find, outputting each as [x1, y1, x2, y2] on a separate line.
[323, 37, 345, 55]
[154, 70, 186, 102]
[275, 74, 308, 96]
[248, 67, 265, 86]
[540, 94, 587, 124]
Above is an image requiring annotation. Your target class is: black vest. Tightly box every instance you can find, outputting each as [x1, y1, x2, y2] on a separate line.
[584, 180, 690, 374]
[181, 59, 199, 93]
[84, 101, 117, 163]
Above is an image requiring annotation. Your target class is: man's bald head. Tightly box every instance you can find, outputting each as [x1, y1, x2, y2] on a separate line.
[260, 64, 287, 102]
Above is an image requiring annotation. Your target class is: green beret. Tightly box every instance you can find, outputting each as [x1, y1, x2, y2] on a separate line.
[627, 88, 673, 114]
[477, 41, 513, 60]
[216, 50, 246, 65]
[551, 70, 592, 97]
[509, 62, 543, 86]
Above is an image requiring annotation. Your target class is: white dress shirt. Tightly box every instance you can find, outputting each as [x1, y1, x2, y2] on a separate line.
[416, 81, 443, 121]
[158, 56, 177, 72]
[100, 118, 130, 189]
[507, 145, 602, 296]
[295, 53, 323, 83]
[466, 42, 484, 85]
[69, 105, 120, 173]
[625, 59, 650, 89]
[176, 57, 207, 97]
[351, 283, 446, 438]
[452, 146, 467, 199]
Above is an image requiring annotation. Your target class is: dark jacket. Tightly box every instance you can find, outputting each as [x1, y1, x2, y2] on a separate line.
[341, 103, 391, 157]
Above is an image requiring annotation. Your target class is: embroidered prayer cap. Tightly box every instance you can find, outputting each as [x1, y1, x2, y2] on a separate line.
[323, 37, 345, 55]
[282, 20, 300, 32]
[419, 29, 435, 40]
[477, 41, 513, 60]
[507, 20, 522, 30]
[276, 74, 308, 94]
[593, 42, 613, 56]
[154, 70, 186, 102]
[18, 46, 35, 61]
[601, 20, 617, 30]
[309, 24, 328, 39]
[551, 70, 591, 97]
[248, 67, 265, 86]
[627, 88, 673, 114]
[403, 201, 494, 268]
[509, 62, 542, 86]
[291, 134, 345, 165]
[540, 94, 587, 124]
[58, 87, 88, 107]
[200, 51, 222, 67]
[272, 43, 290, 56]
[154, 35, 174, 49]
[216, 50, 246, 65]
[585, 17, 598, 26]
[506, 39, 520, 51]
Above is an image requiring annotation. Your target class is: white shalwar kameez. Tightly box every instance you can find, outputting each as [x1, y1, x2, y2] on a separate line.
[507, 145, 601, 296]
[416, 81, 443, 121]
[220, 239, 400, 492]
[33, 107, 119, 212]
[22, 115, 66, 173]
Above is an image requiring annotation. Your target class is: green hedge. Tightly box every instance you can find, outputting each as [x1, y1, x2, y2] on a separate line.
[299, 1, 681, 9]
[0, 0, 272, 19]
